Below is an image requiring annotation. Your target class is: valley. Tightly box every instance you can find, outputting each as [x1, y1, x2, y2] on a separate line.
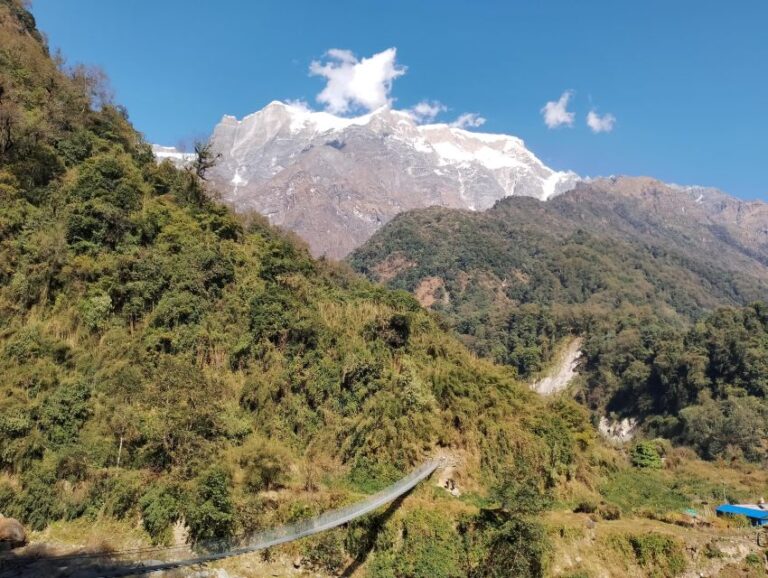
[1, 1, 768, 577]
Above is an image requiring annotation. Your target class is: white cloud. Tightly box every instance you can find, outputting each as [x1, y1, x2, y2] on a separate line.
[309, 48, 406, 114]
[450, 112, 487, 129]
[541, 90, 575, 129]
[407, 100, 447, 123]
[284, 99, 312, 113]
[586, 110, 616, 133]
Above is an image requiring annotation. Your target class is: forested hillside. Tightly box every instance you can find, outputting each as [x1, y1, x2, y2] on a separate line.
[0, 2, 594, 574]
[349, 185, 768, 463]
[5, 2, 768, 576]
[583, 303, 768, 461]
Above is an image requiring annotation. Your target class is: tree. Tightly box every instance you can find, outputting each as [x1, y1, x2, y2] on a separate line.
[69, 64, 114, 110]
[192, 140, 221, 181]
[0, 85, 20, 156]
[186, 467, 234, 544]
[492, 466, 552, 516]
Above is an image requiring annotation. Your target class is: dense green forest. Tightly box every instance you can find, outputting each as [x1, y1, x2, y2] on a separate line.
[0, 2, 596, 574]
[350, 200, 768, 464]
[583, 303, 768, 461]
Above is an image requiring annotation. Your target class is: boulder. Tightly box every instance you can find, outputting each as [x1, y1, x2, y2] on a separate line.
[0, 515, 27, 548]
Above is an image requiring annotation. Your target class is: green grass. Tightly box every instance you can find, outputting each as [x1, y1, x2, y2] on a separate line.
[601, 470, 691, 515]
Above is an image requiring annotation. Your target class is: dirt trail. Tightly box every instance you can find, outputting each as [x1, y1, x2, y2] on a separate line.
[532, 337, 582, 395]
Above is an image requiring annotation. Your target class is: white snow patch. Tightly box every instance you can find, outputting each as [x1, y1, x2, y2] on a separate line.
[231, 168, 247, 187]
[208, 100, 583, 204]
[152, 145, 195, 164]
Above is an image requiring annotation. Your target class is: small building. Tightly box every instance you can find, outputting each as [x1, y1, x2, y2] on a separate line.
[715, 504, 768, 527]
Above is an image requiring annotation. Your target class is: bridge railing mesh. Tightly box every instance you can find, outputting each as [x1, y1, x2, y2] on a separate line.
[235, 459, 440, 552]
[96, 460, 441, 577]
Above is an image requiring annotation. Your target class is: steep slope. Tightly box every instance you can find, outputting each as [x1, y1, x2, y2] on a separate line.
[556, 177, 768, 279]
[156, 101, 577, 258]
[351, 176, 768, 340]
[7, 5, 768, 577]
[0, 3, 594, 575]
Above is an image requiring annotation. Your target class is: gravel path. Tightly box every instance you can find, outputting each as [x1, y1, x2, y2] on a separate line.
[532, 338, 583, 395]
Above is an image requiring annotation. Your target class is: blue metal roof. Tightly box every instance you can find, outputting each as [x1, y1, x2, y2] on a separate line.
[716, 504, 768, 519]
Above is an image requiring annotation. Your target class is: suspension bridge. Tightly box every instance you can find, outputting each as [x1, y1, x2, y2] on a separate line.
[0, 460, 443, 578]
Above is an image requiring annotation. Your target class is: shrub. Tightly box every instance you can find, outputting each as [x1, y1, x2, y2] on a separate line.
[39, 381, 92, 447]
[150, 291, 205, 328]
[140, 484, 181, 544]
[365, 313, 411, 348]
[630, 441, 662, 469]
[185, 467, 234, 544]
[574, 501, 597, 514]
[0, 481, 16, 513]
[303, 530, 347, 574]
[493, 465, 552, 516]
[628, 533, 686, 576]
[112, 477, 143, 518]
[13, 461, 65, 530]
[237, 436, 290, 492]
[461, 511, 549, 578]
[349, 456, 402, 493]
[55, 446, 90, 482]
[597, 503, 621, 520]
[68, 153, 143, 211]
[79, 292, 113, 331]
[56, 129, 95, 166]
[232, 494, 272, 535]
[389, 509, 461, 578]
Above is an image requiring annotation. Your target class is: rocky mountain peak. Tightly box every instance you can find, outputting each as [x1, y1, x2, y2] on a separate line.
[179, 100, 579, 257]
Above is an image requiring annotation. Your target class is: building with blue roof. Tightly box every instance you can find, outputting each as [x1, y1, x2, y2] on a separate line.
[716, 504, 768, 526]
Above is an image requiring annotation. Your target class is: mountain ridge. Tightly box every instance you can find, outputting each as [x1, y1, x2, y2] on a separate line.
[155, 102, 768, 261]
[0, 5, 579, 575]
[157, 100, 579, 258]
[7, 2, 768, 575]
[349, 175, 768, 376]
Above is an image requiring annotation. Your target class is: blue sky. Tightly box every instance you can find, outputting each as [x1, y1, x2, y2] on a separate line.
[32, 0, 768, 200]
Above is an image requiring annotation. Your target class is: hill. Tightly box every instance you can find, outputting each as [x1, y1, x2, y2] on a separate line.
[349, 178, 768, 461]
[0, 2, 596, 575]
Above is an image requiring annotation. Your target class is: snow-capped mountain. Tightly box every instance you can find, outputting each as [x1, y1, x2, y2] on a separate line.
[158, 101, 578, 258]
[153, 145, 195, 165]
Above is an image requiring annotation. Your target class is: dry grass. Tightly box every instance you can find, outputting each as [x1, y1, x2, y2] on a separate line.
[545, 511, 762, 578]
[31, 517, 150, 551]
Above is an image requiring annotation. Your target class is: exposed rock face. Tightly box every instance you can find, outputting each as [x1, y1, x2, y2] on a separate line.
[598, 416, 638, 443]
[414, 276, 449, 308]
[532, 338, 582, 395]
[562, 176, 768, 272]
[154, 104, 768, 265]
[198, 101, 577, 258]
